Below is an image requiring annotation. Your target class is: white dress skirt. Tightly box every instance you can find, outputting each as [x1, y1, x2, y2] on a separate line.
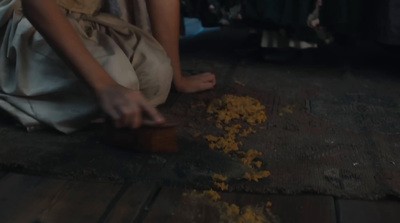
[0, 0, 173, 133]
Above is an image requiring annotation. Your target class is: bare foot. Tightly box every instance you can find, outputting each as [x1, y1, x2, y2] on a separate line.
[174, 72, 216, 93]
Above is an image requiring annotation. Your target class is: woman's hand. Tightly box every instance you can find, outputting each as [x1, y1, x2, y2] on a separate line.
[174, 72, 216, 93]
[96, 83, 165, 128]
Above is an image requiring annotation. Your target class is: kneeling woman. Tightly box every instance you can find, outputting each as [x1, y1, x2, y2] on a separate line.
[0, 0, 216, 133]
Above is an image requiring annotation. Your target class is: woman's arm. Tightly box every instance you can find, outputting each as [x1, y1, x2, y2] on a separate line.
[22, 0, 114, 91]
[145, 0, 216, 93]
[21, 0, 164, 128]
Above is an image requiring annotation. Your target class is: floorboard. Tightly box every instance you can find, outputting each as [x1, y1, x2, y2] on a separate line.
[37, 180, 122, 223]
[337, 199, 400, 223]
[0, 174, 67, 223]
[144, 187, 337, 223]
[0, 173, 124, 223]
[102, 183, 158, 223]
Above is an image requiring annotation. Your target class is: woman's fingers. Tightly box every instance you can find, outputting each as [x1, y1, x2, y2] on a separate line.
[199, 73, 216, 90]
[191, 72, 217, 91]
[115, 105, 133, 128]
[140, 100, 165, 125]
[104, 105, 120, 121]
[115, 104, 143, 129]
[174, 72, 217, 93]
[98, 84, 163, 129]
[108, 109, 123, 128]
[109, 97, 163, 129]
[199, 81, 216, 91]
[131, 104, 142, 129]
[200, 72, 217, 85]
[207, 74, 217, 85]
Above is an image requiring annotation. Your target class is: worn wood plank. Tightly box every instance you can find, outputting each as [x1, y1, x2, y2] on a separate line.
[239, 194, 336, 223]
[144, 188, 336, 223]
[143, 188, 220, 223]
[223, 194, 336, 223]
[103, 184, 158, 223]
[0, 173, 67, 223]
[337, 199, 400, 223]
[0, 173, 123, 223]
[38, 180, 122, 223]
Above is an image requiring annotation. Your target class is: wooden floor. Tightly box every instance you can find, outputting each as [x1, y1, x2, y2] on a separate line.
[1, 30, 400, 223]
[0, 172, 399, 223]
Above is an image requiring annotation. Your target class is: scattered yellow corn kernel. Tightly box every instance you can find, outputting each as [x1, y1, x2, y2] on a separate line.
[204, 135, 219, 142]
[207, 95, 267, 125]
[214, 182, 229, 191]
[254, 161, 262, 168]
[213, 174, 228, 182]
[244, 171, 271, 182]
[238, 206, 267, 223]
[204, 189, 221, 201]
[193, 133, 201, 138]
[225, 203, 240, 216]
[281, 105, 296, 114]
[241, 149, 263, 166]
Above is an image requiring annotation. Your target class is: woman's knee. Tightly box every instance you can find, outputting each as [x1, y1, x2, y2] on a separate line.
[140, 60, 173, 106]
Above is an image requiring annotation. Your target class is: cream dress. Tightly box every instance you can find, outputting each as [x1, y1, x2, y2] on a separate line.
[0, 0, 173, 133]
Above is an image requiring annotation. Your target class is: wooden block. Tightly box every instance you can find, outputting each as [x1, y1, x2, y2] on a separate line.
[337, 199, 400, 223]
[144, 188, 337, 223]
[105, 120, 179, 153]
[103, 184, 158, 223]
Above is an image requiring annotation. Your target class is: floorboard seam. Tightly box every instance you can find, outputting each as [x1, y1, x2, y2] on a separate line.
[132, 186, 162, 223]
[334, 198, 341, 223]
[97, 182, 132, 223]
